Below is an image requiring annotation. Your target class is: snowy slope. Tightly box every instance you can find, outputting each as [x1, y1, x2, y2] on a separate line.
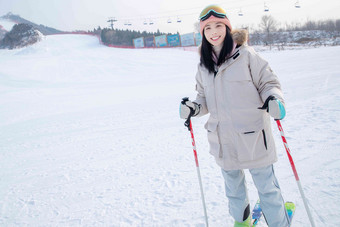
[0, 34, 339, 226]
[0, 18, 16, 31]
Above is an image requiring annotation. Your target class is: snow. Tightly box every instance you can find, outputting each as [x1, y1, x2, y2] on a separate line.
[0, 34, 339, 226]
[0, 19, 16, 31]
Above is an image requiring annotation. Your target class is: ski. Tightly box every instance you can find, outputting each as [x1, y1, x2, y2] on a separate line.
[251, 200, 295, 227]
[251, 199, 262, 226]
[285, 201, 296, 224]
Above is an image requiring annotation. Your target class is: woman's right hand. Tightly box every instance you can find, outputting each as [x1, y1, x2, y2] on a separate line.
[179, 98, 200, 119]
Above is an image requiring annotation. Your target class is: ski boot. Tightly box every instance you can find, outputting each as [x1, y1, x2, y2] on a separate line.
[234, 215, 251, 227]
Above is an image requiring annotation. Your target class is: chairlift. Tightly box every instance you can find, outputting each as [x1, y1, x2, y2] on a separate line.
[167, 18, 172, 23]
[107, 17, 117, 22]
[238, 9, 243, 16]
[107, 17, 118, 23]
[128, 21, 132, 26]
[264, 2, 269, 12]
[144, 20, 147, 25]
[295, 1, 301, 8]
[177, 17, 182, 23]
[149, 20, 154, 25]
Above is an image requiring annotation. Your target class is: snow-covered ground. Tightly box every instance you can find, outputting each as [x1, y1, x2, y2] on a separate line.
[0, 18, 16, 31]
[0, 34, 339, 226]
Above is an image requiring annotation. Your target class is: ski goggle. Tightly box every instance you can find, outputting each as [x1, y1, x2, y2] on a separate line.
[199, 5, 227, 21]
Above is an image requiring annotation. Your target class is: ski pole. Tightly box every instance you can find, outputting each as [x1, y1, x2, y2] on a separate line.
[275, 120, 316, 227]
[182, 98, 209, 227]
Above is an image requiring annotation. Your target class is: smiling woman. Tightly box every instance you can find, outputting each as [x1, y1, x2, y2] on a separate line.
[179, 4, 291, 227]
[203, 22, 227, 47]
[198, 8, 234, 74]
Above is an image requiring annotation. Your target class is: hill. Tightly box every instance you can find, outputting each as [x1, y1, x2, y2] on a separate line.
[0, 23, 43, 49]
[0, 12, 63, 35]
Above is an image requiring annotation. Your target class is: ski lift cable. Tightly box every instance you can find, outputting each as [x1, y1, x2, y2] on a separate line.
[117, 1, 262, 22]
[114, 0, 294, 24]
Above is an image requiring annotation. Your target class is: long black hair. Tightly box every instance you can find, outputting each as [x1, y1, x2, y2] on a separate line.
[200, 26, 234, 74]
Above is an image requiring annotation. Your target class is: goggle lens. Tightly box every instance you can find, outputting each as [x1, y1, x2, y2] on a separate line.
[199, 5, 227, 21]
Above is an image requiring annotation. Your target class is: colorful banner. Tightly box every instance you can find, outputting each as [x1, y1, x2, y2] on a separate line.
[133, 37, 144, 48]
[133, 33, 202, 48]
[144, 36, 155, 47]
[195, 33, 202, 46]
[155, 35, 167, 47]
[167, 34, 180, 47]
[180, 33, 195, 47]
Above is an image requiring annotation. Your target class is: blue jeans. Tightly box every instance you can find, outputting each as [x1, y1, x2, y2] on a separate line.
[221, 165, 290, 227]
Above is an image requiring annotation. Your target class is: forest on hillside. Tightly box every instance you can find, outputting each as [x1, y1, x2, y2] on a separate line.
[92, 17, 340, 47]
[94, 27, 173, 46]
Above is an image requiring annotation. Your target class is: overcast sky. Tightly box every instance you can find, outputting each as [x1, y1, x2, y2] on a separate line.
[0, 0, 339, 34]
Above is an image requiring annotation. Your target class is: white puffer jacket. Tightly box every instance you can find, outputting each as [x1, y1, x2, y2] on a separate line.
[194, 29, 284, 170]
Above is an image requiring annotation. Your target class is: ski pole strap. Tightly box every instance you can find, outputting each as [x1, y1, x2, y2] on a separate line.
[258, 95, 276, 111]
[182, 97, 195, 131]
[184, 108, 195, 131]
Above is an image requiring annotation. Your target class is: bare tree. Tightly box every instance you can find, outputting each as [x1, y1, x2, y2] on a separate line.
[260, 15, 278, 33]
[259, 15, 278, 45]
[335, 20, 340, 29]
[305, 20, 317, 31]
[194, 21, 200, 34]
[336, 19, 340, 34]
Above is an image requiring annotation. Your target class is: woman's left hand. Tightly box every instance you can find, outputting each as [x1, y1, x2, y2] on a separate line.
[268, 98, 286, 120]
[259, 95, 286, 120]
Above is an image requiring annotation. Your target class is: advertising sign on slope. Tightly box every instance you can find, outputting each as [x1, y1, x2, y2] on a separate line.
[145, 36, 155, 47]
[167, 34, 180, 47]
[133, 37, 144, 48]
[181, 33, 195, 47]
[195, 33, 202, 46]
[155, 35, 167, 47]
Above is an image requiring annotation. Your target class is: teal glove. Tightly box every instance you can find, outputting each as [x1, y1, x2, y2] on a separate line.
[268, 98, 286, 120]
[259, 95, 286, 120]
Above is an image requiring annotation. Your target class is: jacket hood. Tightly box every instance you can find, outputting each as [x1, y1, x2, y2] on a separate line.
[231, 29, 248, 46]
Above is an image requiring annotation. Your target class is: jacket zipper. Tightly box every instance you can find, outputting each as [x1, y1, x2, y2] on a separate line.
[213, 69, 223, 158]
[212, 48, 242, 159]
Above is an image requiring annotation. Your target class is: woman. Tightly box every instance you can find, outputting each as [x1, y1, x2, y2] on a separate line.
[179, 5, 289, 227]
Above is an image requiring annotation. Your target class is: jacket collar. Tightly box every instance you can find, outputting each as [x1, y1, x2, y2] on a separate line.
[212, 41, 237, 64]
[213, 29, 248, 71]
[216, 45, 244, 72]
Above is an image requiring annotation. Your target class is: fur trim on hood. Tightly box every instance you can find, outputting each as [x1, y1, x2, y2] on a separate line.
[231, 29, 248, 46]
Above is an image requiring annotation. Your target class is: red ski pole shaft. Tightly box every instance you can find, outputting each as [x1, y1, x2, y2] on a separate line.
[276, 120, 316, 227]
[188, 120, 209, 227]
[189, 121, 199, 167]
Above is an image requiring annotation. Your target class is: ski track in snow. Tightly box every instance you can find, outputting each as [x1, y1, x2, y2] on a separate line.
[0, 34, 339, 226]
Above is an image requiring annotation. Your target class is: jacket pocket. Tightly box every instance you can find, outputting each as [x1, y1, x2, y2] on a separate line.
[205, 122, 220, 157]
[262, 129, 267, 150]
[236, 129, 269, 162]
[207, 130, 220, 157]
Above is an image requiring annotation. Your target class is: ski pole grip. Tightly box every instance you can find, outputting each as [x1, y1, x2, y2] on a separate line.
[182, 97, 194, 131]
[181, 97, 189, 102]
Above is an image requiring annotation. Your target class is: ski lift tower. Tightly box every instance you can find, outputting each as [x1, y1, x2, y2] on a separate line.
[107, 17, 117, 29]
